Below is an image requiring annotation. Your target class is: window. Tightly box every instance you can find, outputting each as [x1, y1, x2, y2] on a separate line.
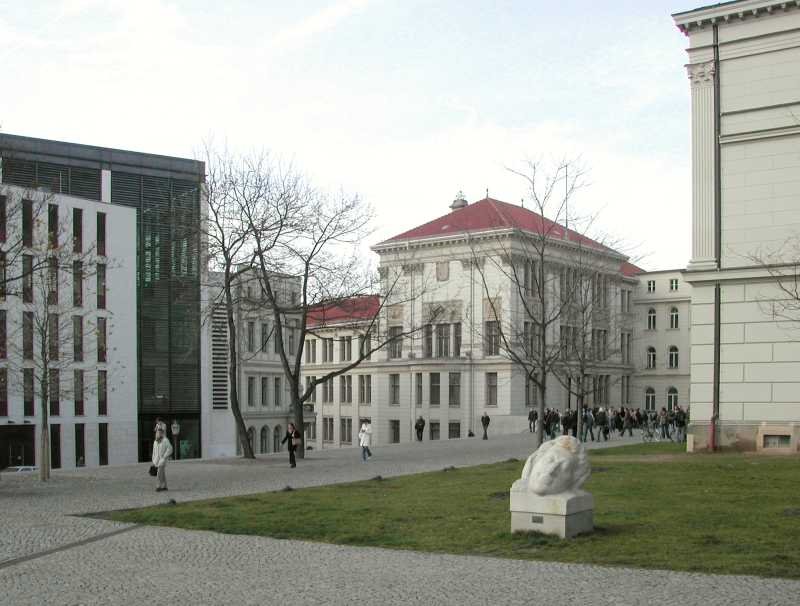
[448, 372, 460, 407]
[49, 369, 60, 416]
[430, 373, 440, 406]
[388, 326, 403, 358]
[525, 374, 537, 408]
[73, 208, 83, 253]
[98, 422, 108, 466]
[667, 387, 678, 411]
[305, 376, 316, 402]
[670, 278, 678, 292]
[453, 322, 462, 357]
[305, 339, 316, 362]
[97, 317, 107, 362]
[647, 280, 655, 293]
[97, 212, 106, 256]
[23, 369, 34, 416]
[448, 421, 461, 440]
[73, 261, 83, 307]
[274, 326, 282, 354]
[436, 261, 449, 281]
[96, 264, 106, 309]
[287, 320, 296, 355]
[646, 347, 656, 369]
[339, 336, 352, 361]
[670, 307, 679, 329]
[260, 426, 269, 453]
[0, 368, 6, 416]
[23, 311, 33, 360]
[50, 424, 61, 470]
[0, 251, 6, 299]
[49, 313, 60, 360]
[98, 370, 107, 415]
[621, 375, 631, 405]
[74, 369, 84, 415]
[415, 372, 422, 407]
[359, 333, 371, 360]
[72, 315, 84, 361]
[74, 423, 85, 467]
[22, 199, 33, 247]
[274, 377, 281, 407]
[486, 372, 498, 407]
[0, 195, 5, 242]
[247, 321, 255, 353]
[668, 346, 679, 369]
[645, 387, 656, 411]
[429, 421, 440, 441]
[621, 332, 631, 365]
[262, 323, 270, 353]
[48, 204, 59, 248]
[48, 258, 59, 305]
[358, 375, 371, 404]
[423, 324, 433, 358]
[340, 417, 353, 444]
[436, 324, 450, 358]
[323, 417, 334, 442]
[389, 373, 400, 405]
[484, 321, 500, 356]
[23, 255, 33, 303]
[621, 289, 631, 313]
[322, 377, 333, 403]
[647, 308, 656, 330]
[261, 376, 269, 407]
[389, 419, 400, 443]
[0, 310, 5, 359]
[340, 375, 353, 404]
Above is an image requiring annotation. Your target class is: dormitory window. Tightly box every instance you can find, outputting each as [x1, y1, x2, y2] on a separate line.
[484, 321, 500, 356]
[448, 372, 460, 407]
[647, 308, 656, 330]
[670, 279, 678, 291]
[646, 347, 656, 369]
[647, 280, 655, 293]
[670, 307, 679, 329]
[486, 372, 498, 407]
[669, 346, 679, 369]
[430, 373, 440, 406]
[389, 373, 400, 405]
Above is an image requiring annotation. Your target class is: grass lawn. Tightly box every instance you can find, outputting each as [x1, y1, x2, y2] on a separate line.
[106, 443, 800, 578]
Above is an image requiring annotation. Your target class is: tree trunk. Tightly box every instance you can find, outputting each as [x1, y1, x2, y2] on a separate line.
[535, 370, 546, 449]
[224, 279, 255, 459]
[576, 380, 584, 442]
[291, 378, 305, 459]
[39, 394, 50, 481]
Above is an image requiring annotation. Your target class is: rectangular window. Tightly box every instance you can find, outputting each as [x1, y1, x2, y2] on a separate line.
[261, 376, 268, 407]
[73, 208, 83, 253]
[73, 315, 83, 361]
[23, 369, 34, 416]
[73, 261, 83, 307]
[525, 374, 537, 408]
[453, 322, 461, 357]
[98, 422, 108, 466]
[364, 375, 371, 404]
[436, 324, 450, 358]
[23, 255, 33, 303]
[415, 372, 422, 407]
[388, 326, 403, 359]
[448, 372, 461, 407]
[430, 373, 440, 406]
[359, 333, 371, 360]
[22, 199, 33, 247]
[389, 373, 400, 405]
[305, 339, 316, 363]
[435, 261, 449, 281]
[48, 204, 59, 249]
[323, 378, 333, 403]
[423, 324, 433, 357]
[486, 372, 498, 407]
[97, 212, 106, 256]
[448, 421, 461, 440]
[262, 323, 270, 353]
[0, 195, 6, 242]
[389, 419, 400, 443]
[247, 321, 255, 353]
[323, 417, 334, 442]
[287, 320, 296, 355]
[98, 370, 107, 415]
[74, 423, 85, 467]
[340, 376, 347, 403]
[340, 417, 353, 444]
[49, 313, 59, 360]
[345, 336, 352, 361]
[74, 369, 84, 416]
[49, 369, 60, 416]
[274, 326, 282, 354]
[0, 251, 6, 299]
[97, 317, 107, 362]
[305, 376, 316, 403]
[23, 311, 33, 360]
[247, 376, 255, 407]
[670, 278, 678, 291]
[429, 421, 440, 441]
[484, 321, 500, 356]
[96, 264, 106, 309]
[0, 310, 5, 359]
[48, 257, 59, 305]
[50, 423, 61, 469]
[647, 280, 655, 293]
[0, 368, 7, 416]
[274, 377, 281, 407]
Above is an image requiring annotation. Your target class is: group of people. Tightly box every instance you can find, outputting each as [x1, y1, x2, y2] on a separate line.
[527, 405, 689, 443]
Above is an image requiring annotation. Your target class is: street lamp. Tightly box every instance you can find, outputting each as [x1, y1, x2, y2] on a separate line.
[171, 420, 180, 461]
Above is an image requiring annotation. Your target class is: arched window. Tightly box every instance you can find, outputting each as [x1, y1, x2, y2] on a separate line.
[260, 426, 269, 454]
[667, 387, 678, 411]
[668, 346, 679, 369]
[670, 307, 679, 329]
[645, 387, 656, 411]
[647, 308, 656, 330]
[646, 346, 656, 369]
[247, 426, 255, 452]
[273, 425, 282, 452]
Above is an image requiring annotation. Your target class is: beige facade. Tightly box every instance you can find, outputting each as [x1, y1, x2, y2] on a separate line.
[674, 0, 800, 451]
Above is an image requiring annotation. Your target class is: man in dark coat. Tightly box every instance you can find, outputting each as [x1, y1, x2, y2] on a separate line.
[481, 412, 491, 440]
[414, 416, 426, 442]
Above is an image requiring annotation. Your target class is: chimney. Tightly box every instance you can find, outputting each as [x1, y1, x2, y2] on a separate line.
[450, 190, 468, 211]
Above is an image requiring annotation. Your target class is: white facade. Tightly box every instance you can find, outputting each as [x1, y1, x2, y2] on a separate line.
[0, 181, 138, 469]
[675, 0, 800, 451]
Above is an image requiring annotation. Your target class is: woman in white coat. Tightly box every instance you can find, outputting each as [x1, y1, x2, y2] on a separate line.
[358, 422, 372, 462]
[152, 428, 173, 491]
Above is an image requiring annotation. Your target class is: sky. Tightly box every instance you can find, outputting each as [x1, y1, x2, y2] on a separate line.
[1, 0, 697, 270]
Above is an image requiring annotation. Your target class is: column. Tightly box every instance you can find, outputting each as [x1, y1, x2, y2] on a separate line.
[687, 61, 717, 272]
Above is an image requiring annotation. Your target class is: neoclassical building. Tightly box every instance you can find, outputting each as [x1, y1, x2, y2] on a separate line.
[674, 0, 800, 452]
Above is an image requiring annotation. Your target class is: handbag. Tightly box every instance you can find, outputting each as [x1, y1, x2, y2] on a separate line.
[149, 465, 158, 477]
[292, 436, 301, 447]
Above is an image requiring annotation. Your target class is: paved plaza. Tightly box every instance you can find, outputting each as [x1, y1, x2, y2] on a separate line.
[1, 433, 797, 605]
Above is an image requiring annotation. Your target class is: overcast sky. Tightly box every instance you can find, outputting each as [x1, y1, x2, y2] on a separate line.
[1, 0, 697, 270]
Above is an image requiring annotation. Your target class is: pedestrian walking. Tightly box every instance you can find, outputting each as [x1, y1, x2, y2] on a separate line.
[581, 406, 595, 442]
[358, 422, 373, 462]
[154, 417, 166, 436]
[151, 427, 173, 492]
[528, 408, 537, 433]
[414, 416, 426, 442]
[281, 422, 302, 468]
[481, 412, 490, 440]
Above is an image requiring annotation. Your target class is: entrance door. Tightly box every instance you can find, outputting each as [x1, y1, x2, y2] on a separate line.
[0, 425, 35, 469]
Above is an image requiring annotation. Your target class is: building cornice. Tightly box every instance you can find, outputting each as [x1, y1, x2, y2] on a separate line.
[673, 0, 800, 35]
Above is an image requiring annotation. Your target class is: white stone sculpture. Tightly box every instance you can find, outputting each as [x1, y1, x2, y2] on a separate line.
[510, 436, 594, 538]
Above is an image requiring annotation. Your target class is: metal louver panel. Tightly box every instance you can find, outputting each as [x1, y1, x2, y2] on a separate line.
[211, 305, 229, 409]
[69, 166, 101, 200]
[1, 157, 36, 188]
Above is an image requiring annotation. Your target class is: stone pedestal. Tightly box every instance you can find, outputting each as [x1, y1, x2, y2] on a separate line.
[510, 482, 594, 539]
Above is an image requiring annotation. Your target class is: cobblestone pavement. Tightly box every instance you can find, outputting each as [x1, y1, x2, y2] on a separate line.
[1, 433, 797, 605]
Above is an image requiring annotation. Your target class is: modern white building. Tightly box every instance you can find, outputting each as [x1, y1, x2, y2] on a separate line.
[674, 0, 800, 452]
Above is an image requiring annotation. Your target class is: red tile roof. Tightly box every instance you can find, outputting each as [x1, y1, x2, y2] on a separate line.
[620, 261, 645, 277]
[307, 294, 381, 328]
[379, 197, 614, 252]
